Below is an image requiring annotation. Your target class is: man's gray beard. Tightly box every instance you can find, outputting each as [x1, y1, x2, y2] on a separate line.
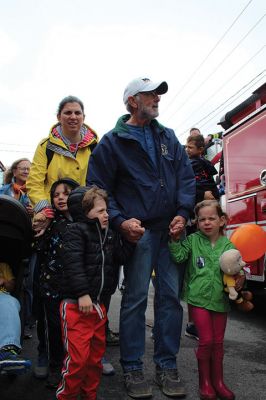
[139, 106, 159, 121]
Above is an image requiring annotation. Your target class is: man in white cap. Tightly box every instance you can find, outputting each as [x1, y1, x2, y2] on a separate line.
[87, 77, 195, 399]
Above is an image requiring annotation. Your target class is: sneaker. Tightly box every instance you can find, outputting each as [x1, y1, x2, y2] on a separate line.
[185, 323, 199, 340]
[106, 329, 120, 346]
[0, 347, 31, 375]
[46, 369, 62, 389]
[23, 326, 33, 339]
[34, 352, 48, 379]
[102, 357, 115, 376]
[155, 368, 186, 398]
[124, 370, 152, 399]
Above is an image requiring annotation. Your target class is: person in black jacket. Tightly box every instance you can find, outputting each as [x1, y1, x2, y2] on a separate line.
[34, 178, 79, 388]
[186, 134, 220, 205]
[56, 186, 134, 400]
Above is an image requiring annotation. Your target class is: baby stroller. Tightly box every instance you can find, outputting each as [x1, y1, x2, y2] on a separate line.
[0, 195, 33, 374]
[0, 194, 32, 297]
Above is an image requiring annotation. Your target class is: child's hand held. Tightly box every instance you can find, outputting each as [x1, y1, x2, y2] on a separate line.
[78, 294, 93, 314]
[169, 216, 185, 241]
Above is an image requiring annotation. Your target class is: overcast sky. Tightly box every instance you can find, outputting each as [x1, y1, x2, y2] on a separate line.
[0, 0, 265, 166]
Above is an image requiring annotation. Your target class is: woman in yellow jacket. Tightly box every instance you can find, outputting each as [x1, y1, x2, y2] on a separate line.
[26, 95, 98, 235]
[26, 96, 98, 382]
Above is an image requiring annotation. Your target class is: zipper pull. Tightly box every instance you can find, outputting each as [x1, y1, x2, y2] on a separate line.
[160, 178, 164, 187]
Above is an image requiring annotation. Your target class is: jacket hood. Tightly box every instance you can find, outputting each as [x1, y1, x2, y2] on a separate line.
[67, 186, 89, 222]
[67, 186, 109, 231]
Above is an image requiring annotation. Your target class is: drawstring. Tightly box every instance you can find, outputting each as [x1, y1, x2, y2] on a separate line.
[93, 303, 105, 320]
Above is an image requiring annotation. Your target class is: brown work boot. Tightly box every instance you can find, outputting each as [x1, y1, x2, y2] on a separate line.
[155, 367, 186, 398]
[124, 370, 152, 399]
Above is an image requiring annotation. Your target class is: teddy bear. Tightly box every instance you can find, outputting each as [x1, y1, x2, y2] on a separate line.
[219, 249, 254, 312]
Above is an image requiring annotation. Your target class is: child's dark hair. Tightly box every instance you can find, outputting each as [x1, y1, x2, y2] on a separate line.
[50, 178, 79, 206]
[194, 200, 227, 233]
[82, 186, 108, 214]
[187, 134, 205, 149]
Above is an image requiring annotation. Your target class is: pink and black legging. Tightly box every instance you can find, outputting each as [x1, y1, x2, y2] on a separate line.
[189, 304, 227, 358]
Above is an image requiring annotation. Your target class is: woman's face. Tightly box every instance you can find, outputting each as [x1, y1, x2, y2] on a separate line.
[13, 160, 31, 185]
[57, 102, 85, 138]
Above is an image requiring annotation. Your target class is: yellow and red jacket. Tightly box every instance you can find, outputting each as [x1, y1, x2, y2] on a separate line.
[26, 123, 98, 212]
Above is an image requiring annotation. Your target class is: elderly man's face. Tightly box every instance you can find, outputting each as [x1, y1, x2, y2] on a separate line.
[134, 91, 160, 120]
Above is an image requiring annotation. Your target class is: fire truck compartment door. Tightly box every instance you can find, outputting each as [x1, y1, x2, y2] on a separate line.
[227, 195, 256, 226]
[224, 111, 266, 199]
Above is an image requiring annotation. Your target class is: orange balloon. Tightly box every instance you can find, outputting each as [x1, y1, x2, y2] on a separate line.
[230, 224, 266, 262]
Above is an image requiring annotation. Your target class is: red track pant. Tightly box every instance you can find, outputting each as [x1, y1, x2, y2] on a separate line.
[56, 301, 106, 400]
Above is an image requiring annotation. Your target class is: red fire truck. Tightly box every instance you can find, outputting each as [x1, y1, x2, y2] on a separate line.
[219, 82, 266, 294]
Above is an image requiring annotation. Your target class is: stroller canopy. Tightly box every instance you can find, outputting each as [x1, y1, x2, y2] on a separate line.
[0, 195, 33, 265]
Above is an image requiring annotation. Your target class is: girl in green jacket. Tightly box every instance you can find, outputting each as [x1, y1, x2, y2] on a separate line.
[169, 200, 235, 400]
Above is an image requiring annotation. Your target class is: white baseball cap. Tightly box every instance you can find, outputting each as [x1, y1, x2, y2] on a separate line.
[123, 77, 168, 104]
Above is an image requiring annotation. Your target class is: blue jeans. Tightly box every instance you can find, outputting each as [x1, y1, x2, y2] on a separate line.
[0, 293, 21, 349]
[120, 229, 185, 372]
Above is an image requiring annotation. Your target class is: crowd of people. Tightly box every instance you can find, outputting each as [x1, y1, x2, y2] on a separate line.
[0, 77, 239, 400]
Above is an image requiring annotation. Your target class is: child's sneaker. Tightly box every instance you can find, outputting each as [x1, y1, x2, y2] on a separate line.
[0, 347, 31, 374]
[23, 325, 33, 339]
[185, 323, 199, 340]
[46, 368, 62, 389]
[106, 329, 120, 346]
[102, 357, 115, 376]
[34, 352, 48, 379]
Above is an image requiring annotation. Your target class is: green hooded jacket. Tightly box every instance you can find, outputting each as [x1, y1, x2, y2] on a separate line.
[169, 231, 235, 312]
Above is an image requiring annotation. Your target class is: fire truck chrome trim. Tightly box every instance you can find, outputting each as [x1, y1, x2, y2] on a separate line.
[227, 193, 256, 202]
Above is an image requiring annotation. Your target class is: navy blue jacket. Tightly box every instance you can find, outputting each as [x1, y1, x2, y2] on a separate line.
[87, 115, 195, 230]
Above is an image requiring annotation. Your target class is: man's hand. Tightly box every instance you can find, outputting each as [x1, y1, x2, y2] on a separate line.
[78, 294, 93, 315]
[120, 218, 145, 243]
[169, 216, 186, 241]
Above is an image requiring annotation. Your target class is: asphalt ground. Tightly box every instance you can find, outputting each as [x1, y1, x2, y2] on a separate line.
[1, 285, 266, 400]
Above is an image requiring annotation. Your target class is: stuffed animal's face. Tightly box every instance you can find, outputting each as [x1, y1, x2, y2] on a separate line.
[219, 249, 246, 275]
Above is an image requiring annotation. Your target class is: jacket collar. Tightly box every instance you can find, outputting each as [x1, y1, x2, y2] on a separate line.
[49, 122, 98, 149]
[113, 114, 169, 139]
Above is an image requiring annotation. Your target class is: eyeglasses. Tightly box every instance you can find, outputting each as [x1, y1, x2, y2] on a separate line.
[137, 91, 160, 98]
[16, 167, 30, 172]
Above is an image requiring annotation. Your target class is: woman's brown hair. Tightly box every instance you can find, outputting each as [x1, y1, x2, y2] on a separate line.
[4, 158, 31, 184]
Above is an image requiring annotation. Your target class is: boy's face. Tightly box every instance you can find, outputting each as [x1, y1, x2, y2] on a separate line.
[185, 142, 203, 158]
[86, 197, 109, 229]
[53, 183, 71, 213]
